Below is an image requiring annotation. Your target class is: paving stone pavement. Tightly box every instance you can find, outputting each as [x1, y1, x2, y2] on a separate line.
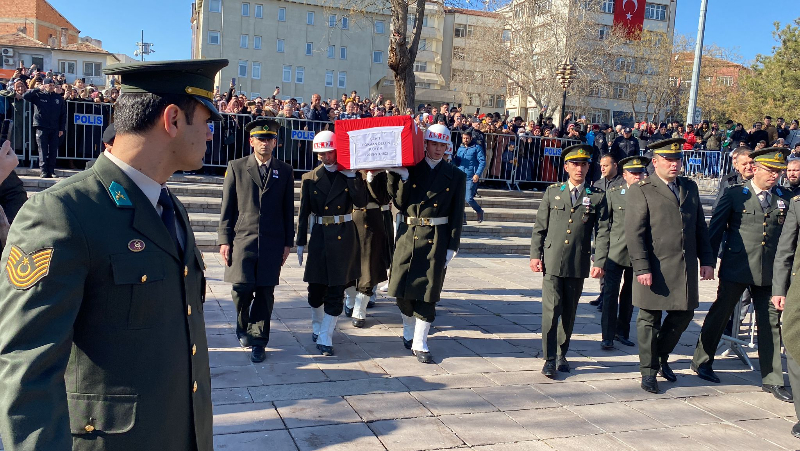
[2, 253, 798, 451]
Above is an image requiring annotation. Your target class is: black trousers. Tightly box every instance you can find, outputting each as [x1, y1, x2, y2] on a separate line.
[231, 284, 275, 347]
[396, 297, 436, 323]
[637, 308, 694, 376]
[601, 261, 633, 341]
[35, 128, 59, 175]
[308, 283, 345, 316]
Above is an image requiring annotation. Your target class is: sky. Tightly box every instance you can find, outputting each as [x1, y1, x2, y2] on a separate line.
[47, 0, 795, 65]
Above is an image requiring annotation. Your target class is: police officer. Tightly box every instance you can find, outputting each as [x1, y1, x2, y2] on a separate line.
[595, 156, 649, 350]
[343, 169, 393, 328]
[691, 148, 792, 401]
[530, 144, 609, 377]
[219, 119, 295, 362]
[296, 131, 367, 356]
[625, 138, 715, 394]
[23, 77, 66, 178]
[0, 58, 227, 451]
[386, 123, 465, 363]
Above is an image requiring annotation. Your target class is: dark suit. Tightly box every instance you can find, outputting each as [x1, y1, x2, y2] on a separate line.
[775, 196, 800, 419]
[352, 171, 392, 292]
[0, 154, 211, 450]
[219, 154, 295, 347]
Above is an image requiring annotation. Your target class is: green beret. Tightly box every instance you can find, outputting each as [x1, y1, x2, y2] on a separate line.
[750, 146, 788, 170]
[563, 144, 594, 162]
[647, 138, 685, 158]
[245, 119, 280, 137]
[619, 156, 650, 173]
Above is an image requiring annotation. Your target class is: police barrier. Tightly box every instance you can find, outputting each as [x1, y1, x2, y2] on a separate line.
[61, 101, 113, 160]
[681, 149, 733, 194]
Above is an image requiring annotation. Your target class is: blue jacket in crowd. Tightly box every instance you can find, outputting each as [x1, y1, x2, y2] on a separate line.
[454, 142, 486, 178]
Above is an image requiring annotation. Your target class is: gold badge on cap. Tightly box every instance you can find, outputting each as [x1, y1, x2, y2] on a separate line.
[633, 158, 641, 165]
[671, 143, 680, 151]
[128, 239, 146, 252]
[6, 246, 54, 290]
[776, 152, 784, 160]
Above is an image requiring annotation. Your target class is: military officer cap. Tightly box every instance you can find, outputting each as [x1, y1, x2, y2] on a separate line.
[103, 59, 229, 121]
[102, 123, 116, 145]
[562, 144, 594, 163]
[619, 155, 650, 173]
[244, 119, 280, 138]
[647, 138, 685, 158]
[750, 147, 788, 170]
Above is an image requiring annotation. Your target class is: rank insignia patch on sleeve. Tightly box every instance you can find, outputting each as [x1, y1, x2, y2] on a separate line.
[6, 246, 54, 290]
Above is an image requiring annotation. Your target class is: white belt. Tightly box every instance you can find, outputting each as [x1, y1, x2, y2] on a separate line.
[365, 202, 391, 211]
[400, 214, 448, 226]
[314, 214, 353, 225]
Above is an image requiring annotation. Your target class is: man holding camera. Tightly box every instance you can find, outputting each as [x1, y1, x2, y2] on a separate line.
[23, 77, 66, 178]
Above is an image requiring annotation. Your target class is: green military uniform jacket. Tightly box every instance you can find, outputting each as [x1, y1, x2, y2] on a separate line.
[296, 165, 368, 286]
[530, 182, 608, 277]
[595, 180, 632, 267]
[0, 154, 211, 451]
[709, 180, 790, 287]
[387, 160, 465, 303]
[352, 171, 393, 290]
[219, 154, 295, 286]
[624, 176, 714, 311]
[772, 195, 800, 296]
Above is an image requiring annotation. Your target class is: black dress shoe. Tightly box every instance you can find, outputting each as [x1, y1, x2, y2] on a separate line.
[312, 333, 318, 343]
[238, 337, 248, 348]
[413, 350, 433, 363]
[601, 340, 614, 350]
[596, 303, 603, 312]
[615, 335, 635, 347]
[477, 210, 485, 223]
[641, 375, 659, 393]
[589, 297, 602, 306]
[763, 384, 794, 403]
[316, 344, 334, 356]
[691, 362, 720, 383]
[557, 357, 570, 373]
[542, 360, 557, 378]
[792, 422, 800, 438]
[658, 359, 677, 382]
[352, 318, 365, 328]
[403, 338, 413, 349]
[344, 307, 353, 317]
[367, 299, 376, 308]
[41, 172, 52, 179]
[250, 346, 266, 363]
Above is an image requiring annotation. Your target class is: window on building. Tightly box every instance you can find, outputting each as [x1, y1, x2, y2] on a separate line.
[704, 76, 713, 84]
[254, 36, 262, 49]
[59, 61, 76, 74]
[283, 65, 291, 82]
[599, 25, 610, 40]
[415, 82, 431, 89]
[255, 4, 263, 18]
[340, 46, 347, 59]
[644, 3, 667, 21]
[612, 82, 628, 99]
[84, 62, 102, 77]
[718, 76, 733, 87]
[601, 0, 614, 13]
[208, 31, 220, 45]
[669, 76, 679, 87]
[306, 42, 313, 55]
[414, 61, 427, 72]
[483, 95, 495, 108]
[325, 70, 334, 87]
[307, 11, 315, 25]
[277, 39, 285, 52]
[341, 16, 349, 29]
[209, 0, 221, 12]
[278, 7, 286, 21]
[375, 20, 385, 34]
[502, 30, 511, 42]
[296, 66, 305, 84]
[407, 15, 428, 30]
[240, 35, 248, 48]
[615, 57, 635, 73]
[252, 62, 261, 79]
[418, 39, 428, 51]
[327, 45, 335, 58]
[242, 3, 250, 16]
[238, 61, 248, 77]
[329, 14, 337, 27]
[338, 72, 347, 88]
[373, 51, 383, 63]
[588, 109, 608, 124]
[466, 25, 475, 37]
[496, 95, 505, 109]
[454, 24, 467, 38]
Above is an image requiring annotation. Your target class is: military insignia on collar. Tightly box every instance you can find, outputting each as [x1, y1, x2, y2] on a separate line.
[777, 188, 783, 196]
[742, 187, 749, 194]
[621, 189, 626, 195]
[6, 246, 54, 290]
[128, 239, 146, 252]
[108, 182, 133, 207]
[560, 184, 566, 191]
[586, 187, 591, 195]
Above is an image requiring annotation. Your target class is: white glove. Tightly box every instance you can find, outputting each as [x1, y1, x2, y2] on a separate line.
[297, 246, 304, 266]
[387, 167, 409, 180]
[366, 171, 375, 183]
[445, 249, 456, 268]
[340, 169, 356, 178]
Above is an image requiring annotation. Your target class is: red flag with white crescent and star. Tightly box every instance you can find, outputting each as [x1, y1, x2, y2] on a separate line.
[613, 0, 646, 40]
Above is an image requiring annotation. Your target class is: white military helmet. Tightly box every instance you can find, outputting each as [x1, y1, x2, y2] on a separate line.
[424, 124, 451, 144]
[312, 130, 336, 152]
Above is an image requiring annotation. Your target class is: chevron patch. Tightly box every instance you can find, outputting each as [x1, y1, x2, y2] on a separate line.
[6, 246, 54, 290]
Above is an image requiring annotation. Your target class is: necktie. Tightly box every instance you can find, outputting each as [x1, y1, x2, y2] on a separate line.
[158, 188, 181, 253]
[759, 192, 770, 211]
[259, 164, 268, 186]
[571, 187, 579, 206]
[668, 182, 679, 200]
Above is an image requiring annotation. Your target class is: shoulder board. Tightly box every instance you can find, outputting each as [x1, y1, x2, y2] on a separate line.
[793, 196, 800, 202]
[638, 179, 649, 186]
[547, 184, 559, 191]
[590, 186, 602, 193]
[727, 183, 744, 188]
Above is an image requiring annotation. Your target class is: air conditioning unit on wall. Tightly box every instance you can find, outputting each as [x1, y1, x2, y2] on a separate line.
[1, 48, 14, 57]
[2, 57, 15, 67]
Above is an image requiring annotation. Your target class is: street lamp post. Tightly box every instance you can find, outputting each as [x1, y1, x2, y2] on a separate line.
[555, 58, 577, 127]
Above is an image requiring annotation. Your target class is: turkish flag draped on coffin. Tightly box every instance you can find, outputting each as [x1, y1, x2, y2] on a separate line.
[613, 0, 646, 40]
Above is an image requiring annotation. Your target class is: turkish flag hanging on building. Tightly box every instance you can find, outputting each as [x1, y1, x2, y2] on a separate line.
[613, 0, 646, 40]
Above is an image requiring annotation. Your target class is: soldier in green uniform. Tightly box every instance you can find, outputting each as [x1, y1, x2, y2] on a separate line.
[625, 138, 715, 394]
[0, 59, 227, 451]
[218, 119, 295, 363]
[386, 123, 465, 363]
[296, 131, 367, 356]
[692, 147, 792, 402]
[594, 156, 650, 350]
[530, 144, 609, 378]
[343, 170, 393, 328]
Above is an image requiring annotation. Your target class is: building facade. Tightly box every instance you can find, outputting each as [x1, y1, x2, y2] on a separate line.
[0, 0, 80, 47]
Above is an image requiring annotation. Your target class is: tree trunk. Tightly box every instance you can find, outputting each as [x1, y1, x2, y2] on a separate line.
[387, 0, 424, 112]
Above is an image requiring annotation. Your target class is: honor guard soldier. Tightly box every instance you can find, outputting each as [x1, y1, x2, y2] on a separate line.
[386, 124, 465, 363]
[0, 59, 228, 451]
[594, 156, 650, 350]
[625, 138, 715, 394]
[344, 169, 393, 327]
[296, 131, 368, 356]
[530, 144, 609, 378]
[219, 119, 295, 363]
[692, 147, 792, 401]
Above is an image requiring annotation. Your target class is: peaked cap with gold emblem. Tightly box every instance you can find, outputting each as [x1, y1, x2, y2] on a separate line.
[244, 119, 280, 137]
[750, 147, 788, 170]
[619, 155, 651, 173]
[563, 144, 594, 162]
[647, 138, 685, 158]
